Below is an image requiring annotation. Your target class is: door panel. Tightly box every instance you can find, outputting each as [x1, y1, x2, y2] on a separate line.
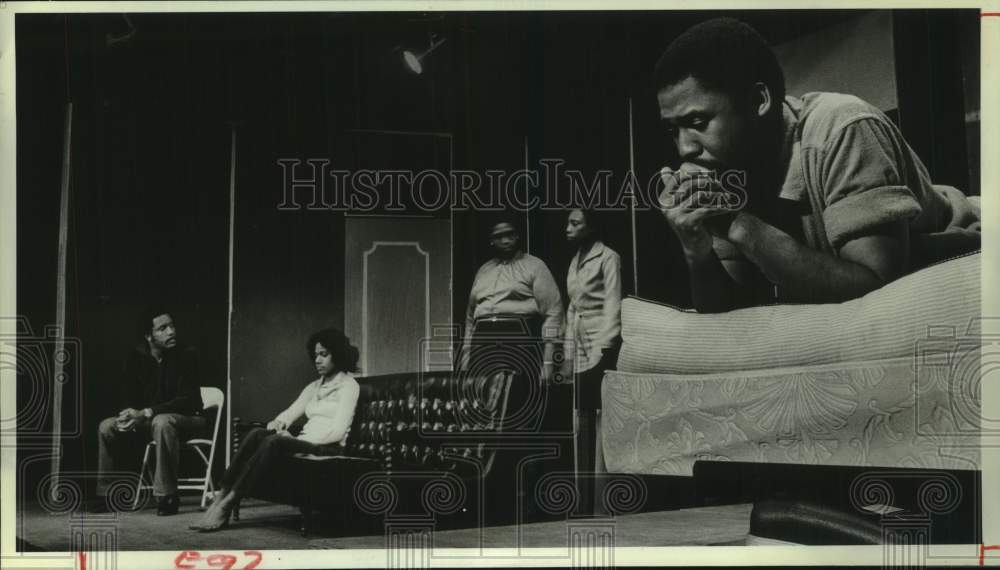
[345, 217, 452, 375]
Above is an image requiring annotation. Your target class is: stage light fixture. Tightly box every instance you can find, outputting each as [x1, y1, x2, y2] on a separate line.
[403, 34, 446, 75]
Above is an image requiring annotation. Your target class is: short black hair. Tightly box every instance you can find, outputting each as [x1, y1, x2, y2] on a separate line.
[569, 208, 606, 240]
[137, 305, 174, 338]
[653, 18, 785, 114]
[306, 328, 360, 374]
[488, 216, 522, 238]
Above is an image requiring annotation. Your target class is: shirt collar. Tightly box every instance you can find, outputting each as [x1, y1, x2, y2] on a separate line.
[495, 250, 525, 265]
[575, 240, 606, 267]
[777, 95, 805, 203]
[320, 371, 347, 386]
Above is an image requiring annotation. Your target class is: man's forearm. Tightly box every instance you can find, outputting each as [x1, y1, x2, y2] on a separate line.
[731, 213, 886, 302]
[686, 250, 742, 313]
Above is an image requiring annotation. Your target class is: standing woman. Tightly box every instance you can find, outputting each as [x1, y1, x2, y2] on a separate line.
[564, 209, 622, 512]
[564, 208, 622, 404]
[189, 328, 361, 532]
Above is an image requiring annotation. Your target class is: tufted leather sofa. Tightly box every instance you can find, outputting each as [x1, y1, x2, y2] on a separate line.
[231, 369, 516, 535]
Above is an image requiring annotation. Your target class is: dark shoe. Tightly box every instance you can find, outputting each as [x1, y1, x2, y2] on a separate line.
[156, 494, 179, 516]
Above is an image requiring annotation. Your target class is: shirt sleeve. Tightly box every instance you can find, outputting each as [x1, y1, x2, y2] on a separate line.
[463, 265, 484, 355]
[275, 382, 313, 426]
[563, 287, 576, 344]
[563, 268, 576, 368]
[812, 116, 924, 249]
[597, 251, 622, 350]
[532, 260, 564, 341]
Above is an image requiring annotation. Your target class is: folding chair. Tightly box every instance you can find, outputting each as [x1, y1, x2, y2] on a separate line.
[133, 386, 225, 510]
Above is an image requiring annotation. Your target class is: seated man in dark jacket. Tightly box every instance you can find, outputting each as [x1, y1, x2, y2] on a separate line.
[94, 308, 207, 515]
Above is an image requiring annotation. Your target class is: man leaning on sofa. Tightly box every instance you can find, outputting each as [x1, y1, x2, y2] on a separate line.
[656, 18, 981, 312]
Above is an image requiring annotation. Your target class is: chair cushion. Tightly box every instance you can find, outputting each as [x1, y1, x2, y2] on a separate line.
[617, 252, 980, 374]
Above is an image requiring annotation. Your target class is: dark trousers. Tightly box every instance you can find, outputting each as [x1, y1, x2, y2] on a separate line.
[97, 413, 209, 497]
[572, 347, 618, 514]
[467, 315, 544, 379]
[220, 428, 336, 497]
[572, 363, 605, 515]
[468, 314, 575, 436]
[469, 315, 574, 516]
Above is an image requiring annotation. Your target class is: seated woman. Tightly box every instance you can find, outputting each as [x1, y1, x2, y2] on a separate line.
[189, 328, 361, 532]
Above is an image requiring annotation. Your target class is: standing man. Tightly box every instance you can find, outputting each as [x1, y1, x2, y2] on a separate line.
[655, 18, 980, 312]
[93, 308, 208, 515]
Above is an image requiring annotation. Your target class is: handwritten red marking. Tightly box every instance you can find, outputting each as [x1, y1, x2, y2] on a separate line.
[78, 552, 85, 570]
[172, 550, 263, 569]
[980, 544, 1000, 566]
[243, 551, 263, 570]
[175, 550, 201, 569]
[207, 554, 237, 570]
[982, 12, 1000, 16]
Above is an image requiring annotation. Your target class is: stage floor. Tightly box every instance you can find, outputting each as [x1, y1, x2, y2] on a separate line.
[16, 499, 752, 551]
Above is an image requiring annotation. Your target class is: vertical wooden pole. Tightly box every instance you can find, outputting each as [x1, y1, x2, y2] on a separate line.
[523, 136, 531, 255]
[50, 102, 73, 499]
[592, 410, 608, 516]
[627, 98, 639, 295]
[226, 125, 237, 468]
